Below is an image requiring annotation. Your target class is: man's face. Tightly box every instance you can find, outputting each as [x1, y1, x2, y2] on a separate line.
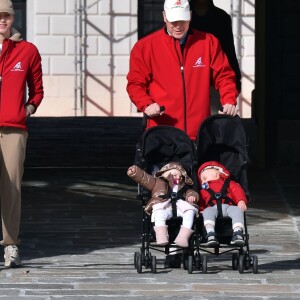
[0, 12, 14, 39]
[163, 11, 191, 40]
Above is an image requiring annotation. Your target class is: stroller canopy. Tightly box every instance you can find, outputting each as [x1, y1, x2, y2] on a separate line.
[196, 115, 250, 197]
[135, 125, 196, 174]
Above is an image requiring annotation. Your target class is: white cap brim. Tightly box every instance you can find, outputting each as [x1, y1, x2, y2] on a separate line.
[165, 10, 190, 22]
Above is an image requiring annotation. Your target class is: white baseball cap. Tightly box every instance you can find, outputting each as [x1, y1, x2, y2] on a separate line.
[164, 0, 191, 22]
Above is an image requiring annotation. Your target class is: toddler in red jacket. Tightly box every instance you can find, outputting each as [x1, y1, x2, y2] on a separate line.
[198, 161, 248, 247]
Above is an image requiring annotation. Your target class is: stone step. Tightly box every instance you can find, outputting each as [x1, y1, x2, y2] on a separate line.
[26, 117, 143, 168]
[25, 117, 257, 168]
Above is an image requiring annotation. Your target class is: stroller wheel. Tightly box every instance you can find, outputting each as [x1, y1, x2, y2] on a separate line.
[201, 255, 207, 274]
[151, 256, 157, 273]
[134, 251, 139, 269]
[195, 253, 201, 270]
[144, 257, 150, 269]
[187, 256, 193, 274]
[238, 254, 245, 274]
[136, 252, 142, 273]
[252, 255, 259, 274]
[144, 252, 152, 269]
[183, 252, 188, 270]
[232, 253, 239, 270]
[244, 254, 252, 270]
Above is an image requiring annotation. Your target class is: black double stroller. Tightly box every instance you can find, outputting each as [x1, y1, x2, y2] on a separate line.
[132, 115, 258, 274]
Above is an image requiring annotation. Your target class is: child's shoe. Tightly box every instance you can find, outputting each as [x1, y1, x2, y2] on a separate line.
[154, 226, 169, 246]
[230, 230, 245, 247]
[174, 226, 193, 248]
[204, 232, 219, 247]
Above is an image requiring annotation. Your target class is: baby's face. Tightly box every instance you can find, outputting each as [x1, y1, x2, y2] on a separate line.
[200, 168, 220, 183]
[162, 169, 182, 183]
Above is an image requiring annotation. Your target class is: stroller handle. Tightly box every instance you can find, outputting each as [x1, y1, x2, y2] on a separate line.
[142, 106, 165, 131]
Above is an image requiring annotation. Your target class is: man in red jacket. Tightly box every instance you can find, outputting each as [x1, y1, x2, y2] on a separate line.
[0, 0, 44, 268]
[127, 0, 239, 141]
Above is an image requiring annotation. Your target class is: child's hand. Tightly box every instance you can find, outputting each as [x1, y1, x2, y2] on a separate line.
[238, 200, 247, 211]
[187, 195, 197, 204]
[127, 166, 136, 175]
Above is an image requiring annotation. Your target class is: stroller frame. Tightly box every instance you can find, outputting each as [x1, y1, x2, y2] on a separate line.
[133, 125, 204, 273]
[193, 213, 257, 274]
[193, 114, 258, 274]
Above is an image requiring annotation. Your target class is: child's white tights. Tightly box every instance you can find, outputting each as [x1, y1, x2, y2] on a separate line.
[153, 209, 195, 229]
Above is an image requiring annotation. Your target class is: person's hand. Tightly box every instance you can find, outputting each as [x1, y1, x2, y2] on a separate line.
[219, 104, 239, 116]
[25, 107, 32, 118]
[238, 200, 247, 211]
[187, 195, 197, 204]
[144, 103, 164, 117]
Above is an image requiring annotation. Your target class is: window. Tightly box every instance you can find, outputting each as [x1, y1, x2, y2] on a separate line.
[138, 0, 165, 39]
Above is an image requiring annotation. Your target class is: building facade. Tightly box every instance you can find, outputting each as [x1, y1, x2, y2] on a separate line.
[25, 0, 255, 118]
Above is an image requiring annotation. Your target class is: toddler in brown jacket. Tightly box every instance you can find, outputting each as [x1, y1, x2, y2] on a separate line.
[127, 162, 199, 247]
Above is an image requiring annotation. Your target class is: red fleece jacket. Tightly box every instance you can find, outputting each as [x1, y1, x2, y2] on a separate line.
[199, 178, 248, 211]
[127, 28, 238, 140]
[0, 30, 43, 130]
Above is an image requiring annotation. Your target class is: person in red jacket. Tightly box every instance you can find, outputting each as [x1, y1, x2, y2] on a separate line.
[126, 0, 239, 141]
[0, 0, 44, 268]
[198, 161, 248, 247]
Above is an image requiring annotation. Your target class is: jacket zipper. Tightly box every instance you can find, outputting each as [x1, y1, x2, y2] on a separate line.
[174, 39, 187, 133]
[0, 40, 9, 124]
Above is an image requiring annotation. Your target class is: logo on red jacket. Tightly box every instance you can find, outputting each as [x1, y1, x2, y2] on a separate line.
[193, 57, 205, 68]
[11, 62, 24, 72]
